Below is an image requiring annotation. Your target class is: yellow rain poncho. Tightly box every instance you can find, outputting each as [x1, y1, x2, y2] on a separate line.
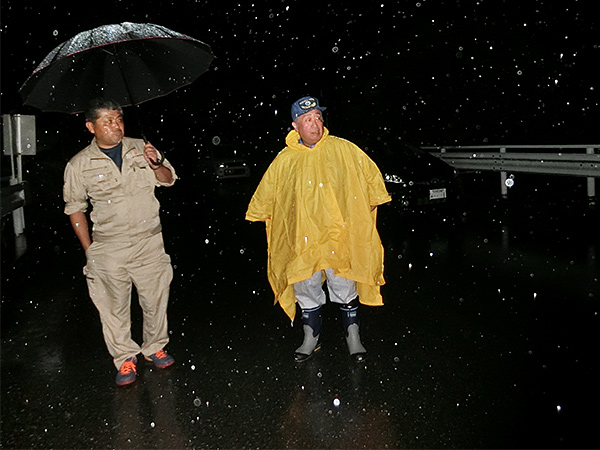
[246, 127, 391, 320]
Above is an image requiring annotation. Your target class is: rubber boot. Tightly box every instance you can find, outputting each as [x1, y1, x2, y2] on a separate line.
[340, 298, 367, 363]
[294, 306, 322, 363]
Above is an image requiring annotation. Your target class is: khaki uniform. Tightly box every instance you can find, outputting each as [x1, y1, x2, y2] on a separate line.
[64, 137, 177, 369]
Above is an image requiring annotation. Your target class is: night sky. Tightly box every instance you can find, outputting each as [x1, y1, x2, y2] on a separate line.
[1, 1, 598, 164]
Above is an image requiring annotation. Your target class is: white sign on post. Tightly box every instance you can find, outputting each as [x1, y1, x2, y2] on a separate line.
[3, 114, 36, 156]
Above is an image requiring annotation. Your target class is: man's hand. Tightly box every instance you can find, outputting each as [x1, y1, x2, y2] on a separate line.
[143, 142, 162, 167]
[143, 142, 173, 184]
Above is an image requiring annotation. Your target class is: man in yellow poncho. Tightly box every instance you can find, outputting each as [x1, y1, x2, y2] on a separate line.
[246, 96, 391, 363]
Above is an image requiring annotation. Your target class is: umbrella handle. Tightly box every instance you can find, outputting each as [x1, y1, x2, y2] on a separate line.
[154, 148, 165, 166]
[147, 147, 165, 167]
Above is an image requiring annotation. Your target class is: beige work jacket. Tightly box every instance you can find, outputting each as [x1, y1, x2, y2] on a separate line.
[64, 137, 177, 243]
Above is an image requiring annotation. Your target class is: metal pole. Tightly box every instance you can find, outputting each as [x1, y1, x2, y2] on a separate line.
[111, 44, 164, 165]
[500, 147, 508, 199]
[11, 115, 25, 236]
[587, 147, 596, 207]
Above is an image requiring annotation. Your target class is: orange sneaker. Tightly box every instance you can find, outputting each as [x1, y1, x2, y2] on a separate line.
[144, 349, 174, 368]
[115, 356, 138, 386]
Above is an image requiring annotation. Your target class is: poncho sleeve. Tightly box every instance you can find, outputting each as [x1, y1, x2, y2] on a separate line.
[359, 148, 392, 207]
[245, 162, 276, 222]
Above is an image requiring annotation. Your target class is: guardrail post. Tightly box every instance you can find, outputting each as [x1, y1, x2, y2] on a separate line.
[2, 114, 36, 257]
[13, 116, 26, 235]
[586, 147, 596, 207]
[499, 147, 508, 198]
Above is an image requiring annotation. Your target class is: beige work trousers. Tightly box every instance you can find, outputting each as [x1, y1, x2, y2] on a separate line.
[83, 233, 173, 369]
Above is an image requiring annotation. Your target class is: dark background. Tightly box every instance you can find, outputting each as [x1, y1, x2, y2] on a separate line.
[2, 1, 598, 157]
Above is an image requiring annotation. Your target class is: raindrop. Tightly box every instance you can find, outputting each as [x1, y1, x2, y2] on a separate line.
[333, 398, 341, 407]
[193, 398, 201, 407]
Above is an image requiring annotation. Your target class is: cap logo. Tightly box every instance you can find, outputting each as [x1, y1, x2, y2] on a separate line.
[291, 96, 325, 120]
[299, 98, 317, 110]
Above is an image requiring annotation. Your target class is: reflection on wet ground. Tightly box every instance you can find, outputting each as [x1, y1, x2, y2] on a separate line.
[1, 174, 599, 448]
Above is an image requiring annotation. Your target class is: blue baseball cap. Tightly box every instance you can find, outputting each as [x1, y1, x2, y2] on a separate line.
[291, 96, 326, 120]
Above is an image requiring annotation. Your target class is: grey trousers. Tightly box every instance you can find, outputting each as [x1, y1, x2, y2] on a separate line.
[293, 268, 357, 310]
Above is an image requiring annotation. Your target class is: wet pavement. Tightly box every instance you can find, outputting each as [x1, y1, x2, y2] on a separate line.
[1, 171, 599, 449]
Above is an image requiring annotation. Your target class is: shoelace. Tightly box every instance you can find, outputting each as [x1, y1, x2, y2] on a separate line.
[154, 349, 167, 359]
[120, 360, 137, 375]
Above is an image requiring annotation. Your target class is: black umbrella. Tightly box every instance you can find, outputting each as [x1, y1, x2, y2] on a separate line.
[19, 22, 214, 141]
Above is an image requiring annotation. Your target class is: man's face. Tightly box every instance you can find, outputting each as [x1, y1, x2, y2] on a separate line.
[86, 109, 125, 148]
[292, 109, 324, 147]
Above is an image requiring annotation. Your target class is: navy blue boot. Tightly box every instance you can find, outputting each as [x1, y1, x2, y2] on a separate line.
[294, 306, 322, 363]
[340, 298, 367, 363]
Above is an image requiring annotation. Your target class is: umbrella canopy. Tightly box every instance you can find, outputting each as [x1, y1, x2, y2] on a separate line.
[19, 22, 214, 114]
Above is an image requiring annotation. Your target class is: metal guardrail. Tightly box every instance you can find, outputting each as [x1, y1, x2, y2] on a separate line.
[423, 145, 599, 200]
[423, 145, 600, 177]
[1, 181, 28, 218]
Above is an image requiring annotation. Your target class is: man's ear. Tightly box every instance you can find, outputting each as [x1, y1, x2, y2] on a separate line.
[291, 121, 298, 132]
[85, 121, 95, 135]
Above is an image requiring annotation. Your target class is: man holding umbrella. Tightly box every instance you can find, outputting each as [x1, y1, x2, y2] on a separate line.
[64, 98, 177, 386]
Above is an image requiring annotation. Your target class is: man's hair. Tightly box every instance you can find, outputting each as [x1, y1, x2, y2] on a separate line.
[85, 98, 123, 122]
